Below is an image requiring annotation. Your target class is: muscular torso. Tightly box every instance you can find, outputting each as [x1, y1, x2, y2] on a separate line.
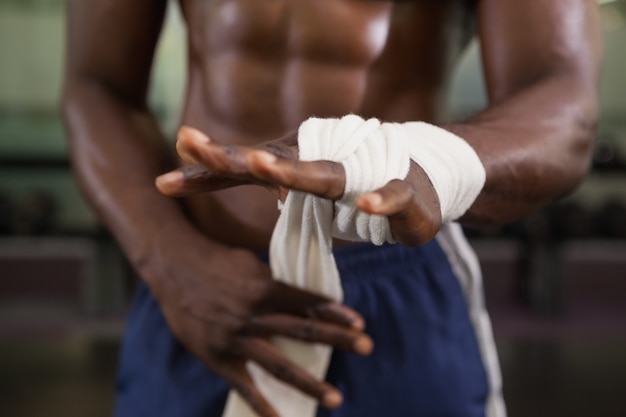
[177, 0, 475, 250]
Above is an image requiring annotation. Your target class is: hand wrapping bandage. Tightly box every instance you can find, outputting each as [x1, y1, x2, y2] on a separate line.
[222, 115, 486, 417]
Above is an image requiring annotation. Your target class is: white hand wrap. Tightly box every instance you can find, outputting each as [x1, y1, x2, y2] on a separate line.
[222, 115, 485, 417]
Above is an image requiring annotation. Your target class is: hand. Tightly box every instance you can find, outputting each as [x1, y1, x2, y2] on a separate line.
[143, 229, 372, 417]
[157, 126, 442, 246]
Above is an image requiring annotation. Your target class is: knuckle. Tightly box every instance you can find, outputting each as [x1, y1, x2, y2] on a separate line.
[281, 177, 296, 189]
[299, 319, 318, 340]
[206, 145, 236, 172]
[241, 315, 268, 336]
[221, 144, 237, 158]
[397, 182, 415, 202]
[201, 152, 227, 173]
[305, 303, 335, 321]
[269, 362, 293, 382]
[181, 164, 208, 180]
[263, 143, 295, 160]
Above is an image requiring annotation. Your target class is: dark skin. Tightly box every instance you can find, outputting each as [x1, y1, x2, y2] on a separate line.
[62, 0, 601, 416]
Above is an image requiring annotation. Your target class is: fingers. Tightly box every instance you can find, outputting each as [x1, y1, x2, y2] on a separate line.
[246, 151, 346, 200]
[164, 126, 346, 199]
[156, 126, 262, 196]
[234, 338, 344, 409]
[356, 176, 441, 246]
[156, 164, 246, 197]
[218, 361, 280, 417]
[266, 282, 365, 330]
[304, 302, 365, 331]
[356, 179, 415, 217]
[176, 126, 211, 164]
[177, 127, 252, 177]
[155, 169, 186, 196]
[245, 314, 373, 355]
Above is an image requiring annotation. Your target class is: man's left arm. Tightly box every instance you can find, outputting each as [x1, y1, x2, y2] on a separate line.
[449, 0, 602, 225]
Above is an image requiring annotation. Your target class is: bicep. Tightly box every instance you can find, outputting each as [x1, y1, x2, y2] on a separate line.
[477, 0, 602, 103]
[65, 0, 168, 107]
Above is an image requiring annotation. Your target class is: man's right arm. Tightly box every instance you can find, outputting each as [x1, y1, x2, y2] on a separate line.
[63, 0, 193, 275]
[62, 2, 371, 415]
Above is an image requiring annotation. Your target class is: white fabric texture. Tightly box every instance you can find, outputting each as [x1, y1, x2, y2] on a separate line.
[222, 115, 486, 417]
[402, 122, 486, 223]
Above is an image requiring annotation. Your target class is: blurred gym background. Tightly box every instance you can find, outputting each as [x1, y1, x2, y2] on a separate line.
[1, 1, 625, 416]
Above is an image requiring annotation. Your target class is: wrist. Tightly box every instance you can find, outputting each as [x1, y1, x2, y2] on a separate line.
[133, 209, 241, 300]
[397, 121, 486, 223]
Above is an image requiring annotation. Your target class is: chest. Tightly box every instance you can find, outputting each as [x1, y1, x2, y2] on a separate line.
[181, 0, 475, 66]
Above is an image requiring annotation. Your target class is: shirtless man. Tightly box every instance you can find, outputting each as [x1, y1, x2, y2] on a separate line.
[62, 1, 601, 416]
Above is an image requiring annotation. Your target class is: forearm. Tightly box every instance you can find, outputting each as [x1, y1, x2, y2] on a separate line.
[62, 80, 224, 285]
[447, 73, 598, 225]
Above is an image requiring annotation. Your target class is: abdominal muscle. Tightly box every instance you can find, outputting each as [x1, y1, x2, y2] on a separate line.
[175, 0, 474, 250]
[179, 65, 438, 251]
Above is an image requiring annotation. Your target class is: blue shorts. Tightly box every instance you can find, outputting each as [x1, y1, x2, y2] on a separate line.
[114, 240, 489, 417]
